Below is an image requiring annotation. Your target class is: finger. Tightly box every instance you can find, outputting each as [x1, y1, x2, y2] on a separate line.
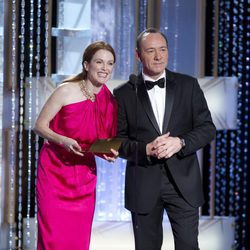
[103, 154, 110, 161]
[71, 149, 84, 156]
[72, 143, 82, 152]
[110, 148, 119, 157]
[103, 154, 115, 162]
[164, 152, 173, 159]
[158, 145, 174, 158]
[157, 150, 168, 159]
[149, 147, 158, 157]
[74, 151, 84, 156]
[159, 132, 170, 141]
[159, 132, 170, 140]
[162, 147, 176, 159]
[166, 145, 179, 156]
[165, 131, 170, 137]
[154, 136, 169, 148]
[155, 144, 167, 155]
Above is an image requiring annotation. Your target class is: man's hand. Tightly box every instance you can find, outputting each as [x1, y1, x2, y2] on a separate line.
[146, 132, 170, 157]
[146, 132, 183, 159]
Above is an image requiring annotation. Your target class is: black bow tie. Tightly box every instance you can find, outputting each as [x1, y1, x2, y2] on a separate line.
[145, 78, 165, 90]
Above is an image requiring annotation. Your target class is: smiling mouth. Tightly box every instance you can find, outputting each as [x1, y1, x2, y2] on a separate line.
[97, 73, 108, 77]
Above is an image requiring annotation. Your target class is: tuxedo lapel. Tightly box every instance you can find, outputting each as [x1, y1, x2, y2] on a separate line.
[137, 76, 161, 135]
[162, 71, 176, 133]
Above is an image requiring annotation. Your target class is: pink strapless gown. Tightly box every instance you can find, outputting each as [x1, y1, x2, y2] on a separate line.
[36, 85, 117, 250]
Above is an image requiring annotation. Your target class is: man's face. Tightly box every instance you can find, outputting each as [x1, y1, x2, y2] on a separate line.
[137, 33, 168, 80]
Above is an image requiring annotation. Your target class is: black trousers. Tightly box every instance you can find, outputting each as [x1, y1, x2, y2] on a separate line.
[131, 166, 199, 250]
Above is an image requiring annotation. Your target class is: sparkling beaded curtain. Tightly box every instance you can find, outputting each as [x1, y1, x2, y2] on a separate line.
[9, 1, 18, 248]
[208, 1, 249, 249]
[0, 1, 49, 248]
[0, 0, 4, 227]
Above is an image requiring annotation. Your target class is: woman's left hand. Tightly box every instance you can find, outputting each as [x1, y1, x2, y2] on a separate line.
[103, 148, 119, 163]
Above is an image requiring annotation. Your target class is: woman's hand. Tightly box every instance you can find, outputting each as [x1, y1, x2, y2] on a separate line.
[103, 148, 119, 163]
[62, 137, 84, 156]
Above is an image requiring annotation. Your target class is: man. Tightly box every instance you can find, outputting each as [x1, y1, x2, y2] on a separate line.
[113, 28, 216, 250]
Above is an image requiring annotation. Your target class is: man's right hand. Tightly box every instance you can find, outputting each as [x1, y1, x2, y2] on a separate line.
[146, 132, 170, 157]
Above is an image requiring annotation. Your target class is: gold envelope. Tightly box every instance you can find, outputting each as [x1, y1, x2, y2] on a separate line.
[89, 138, 123, 153]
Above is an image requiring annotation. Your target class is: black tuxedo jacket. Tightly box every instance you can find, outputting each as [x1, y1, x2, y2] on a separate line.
[113, 69, 216, 213]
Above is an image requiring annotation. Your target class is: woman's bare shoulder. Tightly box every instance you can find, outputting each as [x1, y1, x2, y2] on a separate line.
[58, 81, 79, 90]
[52, 81, 84, 104]
[54, 81, 80, 95]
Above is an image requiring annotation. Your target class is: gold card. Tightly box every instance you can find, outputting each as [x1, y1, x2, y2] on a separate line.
[89, 138, 123, 153]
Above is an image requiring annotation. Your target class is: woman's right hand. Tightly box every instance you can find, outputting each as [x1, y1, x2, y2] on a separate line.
[62, 137, 84, 156]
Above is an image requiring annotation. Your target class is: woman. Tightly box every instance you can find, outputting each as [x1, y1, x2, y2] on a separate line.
[34, 41, 118, 250]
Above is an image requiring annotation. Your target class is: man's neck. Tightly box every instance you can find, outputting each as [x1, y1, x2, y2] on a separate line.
[142, 71, 166, 82]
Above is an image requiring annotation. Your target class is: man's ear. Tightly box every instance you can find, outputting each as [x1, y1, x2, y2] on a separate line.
[136, 49, 142, 62]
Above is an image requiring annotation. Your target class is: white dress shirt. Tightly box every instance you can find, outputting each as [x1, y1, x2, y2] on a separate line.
[143, 71, 166, 133]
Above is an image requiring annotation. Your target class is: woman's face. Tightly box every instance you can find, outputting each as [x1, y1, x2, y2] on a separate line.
[84, 49, 115, 85]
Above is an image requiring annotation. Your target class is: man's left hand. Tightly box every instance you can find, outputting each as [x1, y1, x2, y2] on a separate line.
[154, 134, 182, 159]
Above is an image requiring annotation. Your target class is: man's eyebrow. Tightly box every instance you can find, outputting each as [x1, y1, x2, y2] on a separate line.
[145, 46, 168, 50]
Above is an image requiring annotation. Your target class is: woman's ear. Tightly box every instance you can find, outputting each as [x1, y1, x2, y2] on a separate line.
[83, 61, 89, 71]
